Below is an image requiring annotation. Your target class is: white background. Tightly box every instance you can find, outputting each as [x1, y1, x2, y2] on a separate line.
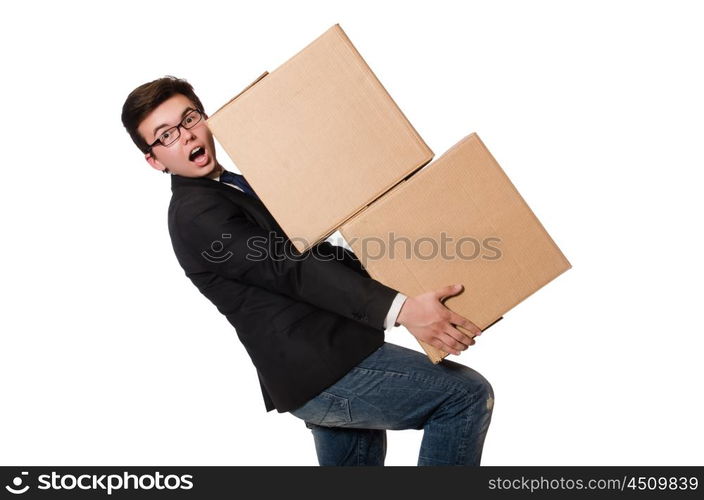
[2, 0, 702, 466]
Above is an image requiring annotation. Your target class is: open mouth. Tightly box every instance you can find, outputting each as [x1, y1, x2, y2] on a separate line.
[189, 146, 206, 162]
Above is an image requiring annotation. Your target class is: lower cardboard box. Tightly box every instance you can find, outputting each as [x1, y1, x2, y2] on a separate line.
[340, 133, 571, 363]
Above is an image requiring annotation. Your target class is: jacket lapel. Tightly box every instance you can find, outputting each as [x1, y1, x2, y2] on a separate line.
[170, 173, 285, 234]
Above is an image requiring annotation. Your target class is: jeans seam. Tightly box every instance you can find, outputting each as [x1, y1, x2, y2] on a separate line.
[455, 392, 476, 464]
[409, 373, 478, 465]
[350, 364, 479, 406]
[351, 366, 408, 378]
[356, 430, 362, 465]
[408, 372, 476, 399]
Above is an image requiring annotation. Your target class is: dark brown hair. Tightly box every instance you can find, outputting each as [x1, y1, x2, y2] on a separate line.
[121, 76, 205, 154]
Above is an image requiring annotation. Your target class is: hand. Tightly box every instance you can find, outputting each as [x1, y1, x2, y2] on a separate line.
[395, 284, 481, 356]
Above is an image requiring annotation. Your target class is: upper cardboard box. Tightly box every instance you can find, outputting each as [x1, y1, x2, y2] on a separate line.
[340, 133, 572, 363]
[207, 24, 433, 253]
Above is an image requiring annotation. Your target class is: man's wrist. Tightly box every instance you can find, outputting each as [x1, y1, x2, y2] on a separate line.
[395, 294, 414, 326]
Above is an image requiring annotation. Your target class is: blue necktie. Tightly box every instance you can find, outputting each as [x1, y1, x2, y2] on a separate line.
[220, 170, 259, 200]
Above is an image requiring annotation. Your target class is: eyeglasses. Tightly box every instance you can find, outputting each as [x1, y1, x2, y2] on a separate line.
[147, 109, 204, 152]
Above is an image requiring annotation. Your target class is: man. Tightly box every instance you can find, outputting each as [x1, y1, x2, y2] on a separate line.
[121, 76, 494, 466]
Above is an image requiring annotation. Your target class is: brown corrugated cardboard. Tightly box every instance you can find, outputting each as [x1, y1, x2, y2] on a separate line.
[340, 133, 572, 363]
[207, 24, 433, 253]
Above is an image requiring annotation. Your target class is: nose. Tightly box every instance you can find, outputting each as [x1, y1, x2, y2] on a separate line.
[180, 125, 197, 144]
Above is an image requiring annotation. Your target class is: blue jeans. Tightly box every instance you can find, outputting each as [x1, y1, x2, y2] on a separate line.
[288, 342, 494, 466]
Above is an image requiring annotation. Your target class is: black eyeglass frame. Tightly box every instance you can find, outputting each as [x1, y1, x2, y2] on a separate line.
[146, 108, 204, 153]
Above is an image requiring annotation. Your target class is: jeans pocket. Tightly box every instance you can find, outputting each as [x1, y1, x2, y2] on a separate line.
[319, 392, 352, 426]
[290, 391, 352, 427]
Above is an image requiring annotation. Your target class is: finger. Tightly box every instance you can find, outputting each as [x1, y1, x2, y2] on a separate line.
[448, 311, 482, 336]
[444, 324, 473, 348]
[428, 338, 456, 356]
[440, 331, 474, 355]
[435, 283, 463, 301]
[426, 332, 466, 356]
[434, 338, 462, 356]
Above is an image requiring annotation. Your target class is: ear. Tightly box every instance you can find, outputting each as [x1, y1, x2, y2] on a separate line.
[145, 152, 167, 173]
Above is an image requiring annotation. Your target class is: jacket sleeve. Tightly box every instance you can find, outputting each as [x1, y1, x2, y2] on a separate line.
[173, 193, 399, 330]
[311, 239, 370, 277]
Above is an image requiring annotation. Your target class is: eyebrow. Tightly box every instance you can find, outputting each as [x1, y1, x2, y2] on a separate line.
[152, 107, 195, 138]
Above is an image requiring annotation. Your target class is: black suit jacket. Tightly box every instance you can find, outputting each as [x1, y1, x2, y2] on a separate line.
[167, 174, 399, 413]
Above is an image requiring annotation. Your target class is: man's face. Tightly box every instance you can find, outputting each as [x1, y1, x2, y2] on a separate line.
[138, 94, 220, 178]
